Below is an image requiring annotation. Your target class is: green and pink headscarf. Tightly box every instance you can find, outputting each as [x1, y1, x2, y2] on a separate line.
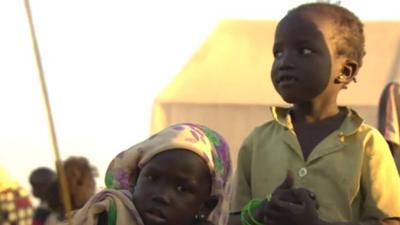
[74, 123, 232, 225]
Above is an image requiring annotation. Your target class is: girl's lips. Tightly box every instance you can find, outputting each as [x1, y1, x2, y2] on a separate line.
[144, 211, 167, 224]
[144, 208, 167, 224]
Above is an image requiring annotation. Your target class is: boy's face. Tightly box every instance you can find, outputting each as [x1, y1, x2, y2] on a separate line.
[132, 149, 212, 225]
[271, 12, 343, 104]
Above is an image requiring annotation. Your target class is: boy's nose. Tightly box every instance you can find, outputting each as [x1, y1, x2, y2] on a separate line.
[277, 52, 294, 70]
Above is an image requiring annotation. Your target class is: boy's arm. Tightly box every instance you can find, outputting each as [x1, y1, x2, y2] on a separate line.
[359, 130, 400, 222]
[312, 130, 400, 225]
[311, 130, 400, 225]
[319, 219, 400, 225]
[228, 132, 255, 225]
[229, 130, 400, 225]
[264, 189, 400, 225]
[316, 130, 400, 225]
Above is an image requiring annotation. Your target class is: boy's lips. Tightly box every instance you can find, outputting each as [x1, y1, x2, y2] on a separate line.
[276, 74, 298, 86]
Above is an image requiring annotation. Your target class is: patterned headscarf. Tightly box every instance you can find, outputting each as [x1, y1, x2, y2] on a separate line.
[105, 123, 232, 225]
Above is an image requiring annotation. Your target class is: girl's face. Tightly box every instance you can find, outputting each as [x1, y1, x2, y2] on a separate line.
[132, 149, 212, 225]
[271, 11, 344, 104]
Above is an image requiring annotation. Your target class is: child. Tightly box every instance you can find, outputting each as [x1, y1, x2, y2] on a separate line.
[73, 123, 232, 225]
[63, 156, 97, 210]
[29, 167, 57, 225]
[229, 2, 400, 225]
[42, 157, 97, 225]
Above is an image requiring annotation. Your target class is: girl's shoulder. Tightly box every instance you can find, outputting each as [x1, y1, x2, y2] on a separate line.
[97, 211, 108, 225]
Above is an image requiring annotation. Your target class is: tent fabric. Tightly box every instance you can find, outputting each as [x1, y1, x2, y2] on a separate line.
[151, 20, 400, 170]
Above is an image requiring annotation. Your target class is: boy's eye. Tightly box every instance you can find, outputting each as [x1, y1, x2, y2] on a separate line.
[273, 51, 283, 58]
[300, 48, 312, 55]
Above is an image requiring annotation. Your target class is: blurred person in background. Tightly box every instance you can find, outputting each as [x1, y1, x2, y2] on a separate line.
[63, 156, 97, 210]
[0, 166, 33, 225]
[29, 167, 57, 225]
[378, 81, 400, 172]
[43, 156, 97, 225]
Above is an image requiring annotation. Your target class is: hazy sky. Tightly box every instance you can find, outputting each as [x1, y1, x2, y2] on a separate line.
[1, 0, 399, 192]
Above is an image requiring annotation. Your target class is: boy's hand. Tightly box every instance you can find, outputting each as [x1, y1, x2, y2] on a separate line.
[251, 171, 295, 222]
[270, 171, 297, 203]
[264, 188, 321, 225]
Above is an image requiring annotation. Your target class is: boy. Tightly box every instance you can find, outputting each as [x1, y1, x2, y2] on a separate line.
[229, 3, 400, 225]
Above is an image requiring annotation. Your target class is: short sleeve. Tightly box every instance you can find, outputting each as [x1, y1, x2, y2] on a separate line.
[230, 130, 255, 213]
[361, 129, 400, 220]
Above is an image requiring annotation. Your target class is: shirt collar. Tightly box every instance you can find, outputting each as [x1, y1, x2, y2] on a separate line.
[270, 106, 364, 136]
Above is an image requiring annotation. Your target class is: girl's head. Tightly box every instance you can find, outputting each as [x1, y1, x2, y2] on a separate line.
[271, 3, 365, 104]
[105, 123, 232, 225]
[133, 149, 214, 225]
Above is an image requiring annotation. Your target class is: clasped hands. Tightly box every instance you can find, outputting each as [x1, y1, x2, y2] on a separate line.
[252, 171, 322, 225]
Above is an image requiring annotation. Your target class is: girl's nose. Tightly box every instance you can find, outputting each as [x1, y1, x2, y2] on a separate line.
[152, 194, 171, 205]
[151, 188, 171, 205]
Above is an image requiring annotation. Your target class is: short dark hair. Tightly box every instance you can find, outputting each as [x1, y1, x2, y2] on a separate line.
[29, 167, 56, 186]
[29, 167, 57, 199]
[289, 2, 366, 67]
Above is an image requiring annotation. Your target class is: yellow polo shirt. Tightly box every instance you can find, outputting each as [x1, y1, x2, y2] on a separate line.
[231, 107, 400, 222]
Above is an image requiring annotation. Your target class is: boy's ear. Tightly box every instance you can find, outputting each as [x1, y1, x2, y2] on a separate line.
[340, 60, 359, 82]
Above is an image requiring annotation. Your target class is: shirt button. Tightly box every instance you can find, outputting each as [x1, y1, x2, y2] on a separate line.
[298, 167, 307, 177]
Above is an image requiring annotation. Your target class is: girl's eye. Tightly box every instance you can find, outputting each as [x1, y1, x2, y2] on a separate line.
[145, 175, 154, 181]
[176, 185, 185, 192]
[300, 48, 312, 55]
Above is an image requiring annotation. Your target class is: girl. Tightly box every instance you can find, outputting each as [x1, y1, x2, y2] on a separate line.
[73, 123, 232, 225]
